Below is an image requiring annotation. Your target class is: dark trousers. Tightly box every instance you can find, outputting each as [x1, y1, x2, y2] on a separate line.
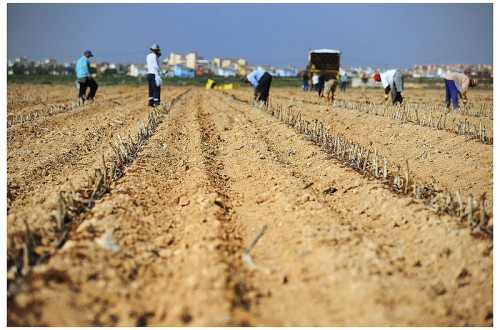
[391, 84, 404, 104]
[444, 79, 459, 108]
[390, 71, 404, 105]
[78, 77, 98, 100]
[147, 74, 161, 106]
[254, 72, 272, 103]
[302, 80, 309, 91]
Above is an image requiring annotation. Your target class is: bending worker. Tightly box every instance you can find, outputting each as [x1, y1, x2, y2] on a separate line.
[443, 72, 478, 109]
[241, 69, 273, 105]
[373, 69, 404, 105]
[316, 72, 338, 103]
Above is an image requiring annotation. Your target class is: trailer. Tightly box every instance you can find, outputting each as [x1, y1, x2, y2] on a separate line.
[308, 49, 341, 79]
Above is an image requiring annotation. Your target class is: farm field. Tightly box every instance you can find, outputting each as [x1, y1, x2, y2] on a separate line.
[7, 83, 493, 326]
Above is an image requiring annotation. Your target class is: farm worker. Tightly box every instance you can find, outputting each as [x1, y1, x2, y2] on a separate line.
[361, 73, 369, 85]
[340, 73, 349, 92]
[146, 43, 162, 107]
[302, 70, 310, 92]
[373, 69, 404, 105]
[361, 73, 369, 93]
[311, 72, 319, 91]
[443, 72, 478, 109]
[317, 72, 336, 98]
[75, 50, 98, 105]
[241, 69, 273, 105]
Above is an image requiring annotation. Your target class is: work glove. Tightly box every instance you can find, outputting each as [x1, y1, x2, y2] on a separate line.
[155, 73, 162, 87]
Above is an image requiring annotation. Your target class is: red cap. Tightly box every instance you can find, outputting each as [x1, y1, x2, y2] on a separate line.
[373, 73, 380, 82]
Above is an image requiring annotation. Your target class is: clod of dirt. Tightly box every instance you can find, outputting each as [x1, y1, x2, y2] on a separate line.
[323, 187, 338, 194]
[95, 229, 120, 252]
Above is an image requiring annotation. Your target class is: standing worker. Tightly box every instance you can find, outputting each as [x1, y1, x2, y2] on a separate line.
[443, 72, 478, 110]
[361, 73, 369, 93]
[241, 69, 273, 105]
[146, 43, 162, 107]
[340, 73, 349, 92]
[311, 72, 319, 91]
[302, 69, 310, 92]
[373, 69, 404, 105]
[75, 50, 98, 105]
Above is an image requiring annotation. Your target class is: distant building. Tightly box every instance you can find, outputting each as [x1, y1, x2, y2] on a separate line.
[464, 68, 492, 78]
[168, 52, 184, 67]
[185, 52, 203, 69]
[44, 58, 58, 65]
[196, 65, 213, 76]
[173, 64, 195, 78]
[15, 56, 28, 64]
[216, 68, 236, 77]
[7, 53, 492, 80]
[275, 67, 298, 77]
[128, 63, 147, 77]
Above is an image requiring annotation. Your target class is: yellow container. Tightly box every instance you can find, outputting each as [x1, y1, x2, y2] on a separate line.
[205, 79, 216, 89]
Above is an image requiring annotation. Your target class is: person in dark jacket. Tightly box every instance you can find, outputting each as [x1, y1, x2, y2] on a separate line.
[318, 72, 338, 100]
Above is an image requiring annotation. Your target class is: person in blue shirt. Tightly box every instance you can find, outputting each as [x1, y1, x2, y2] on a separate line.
[241, 69, 272, 104]
[340, 74, 349, 92]
[75, 50, 98, 105]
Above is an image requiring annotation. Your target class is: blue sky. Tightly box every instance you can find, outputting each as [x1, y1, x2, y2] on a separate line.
[7, 3, 494, 69]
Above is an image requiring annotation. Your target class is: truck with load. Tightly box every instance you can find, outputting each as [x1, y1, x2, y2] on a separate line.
[308, 49, 341, 79]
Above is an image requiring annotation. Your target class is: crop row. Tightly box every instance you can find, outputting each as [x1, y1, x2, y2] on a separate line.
[6, 91, 186, 299]
[270, 94, 493, 145]
[224, 92, 493, 238]
[7, 98, 103, 127]
[330, 99, 492, 144]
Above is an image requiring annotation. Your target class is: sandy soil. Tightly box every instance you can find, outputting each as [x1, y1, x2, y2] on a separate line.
[7, 84, 493, 326]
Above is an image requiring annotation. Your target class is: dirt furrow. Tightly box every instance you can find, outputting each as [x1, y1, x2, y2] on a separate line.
[7, 84, 139, 118]
[204, 90, 493, 326]
[225, 89, 493, 204]
[7, 89, 184, 225]
[8, 89, 252, 326]
[194, 96, 257, 325]
[6, 88, 190, 305]
[7, 87, 493, 327]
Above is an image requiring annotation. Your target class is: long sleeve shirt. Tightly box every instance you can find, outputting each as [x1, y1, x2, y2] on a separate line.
[75, 56, 90, 78]
[379, 69, 398, 89]
[146, 52, 160, 75]
[312, 74, 319, 85]
[246, 69, 267, 89]
[443, 72, 470, 92]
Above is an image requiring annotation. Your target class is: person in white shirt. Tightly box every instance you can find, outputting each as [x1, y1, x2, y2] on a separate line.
[312, 73, 319, 91]
[146, 43, 162, 107]
[373, 69, 404, 105]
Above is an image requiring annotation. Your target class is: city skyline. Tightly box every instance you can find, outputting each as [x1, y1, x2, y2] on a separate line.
[7, 3, 494, 70]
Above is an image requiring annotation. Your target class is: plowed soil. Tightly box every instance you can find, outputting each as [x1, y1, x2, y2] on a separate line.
[7, 84, 493, 326]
